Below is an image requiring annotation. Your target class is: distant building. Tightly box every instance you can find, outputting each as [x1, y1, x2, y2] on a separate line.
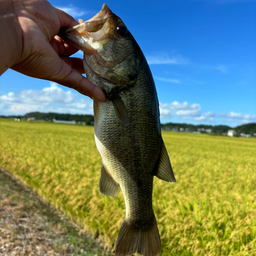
[53, 119, 76, 125]
[227, 130, 236, 137]
[240, 133, 251, 138]
[197, 128, 212, 133]
[27, 117, 35, 121]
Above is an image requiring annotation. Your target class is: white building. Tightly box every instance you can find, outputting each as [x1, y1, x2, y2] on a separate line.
[53, 119, 76, 125]
[227, 130, 236, 137]
[240, 133, 251, 138]
[27, 117, 35, 121]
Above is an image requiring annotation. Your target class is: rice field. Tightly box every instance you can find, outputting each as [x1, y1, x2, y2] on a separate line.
[0, 118, 256, 255]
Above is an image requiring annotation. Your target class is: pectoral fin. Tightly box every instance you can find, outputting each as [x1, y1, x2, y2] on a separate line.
[155, 141, 176, 182]
[99, 164, 120, 197]
[112, 96, 129, 127]
[107, 89, 129, 127]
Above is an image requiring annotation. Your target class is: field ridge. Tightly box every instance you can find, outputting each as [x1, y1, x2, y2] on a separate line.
[0, 166, 112, 256]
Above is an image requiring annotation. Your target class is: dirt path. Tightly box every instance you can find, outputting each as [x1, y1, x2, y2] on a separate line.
[0, 167, 112, 256]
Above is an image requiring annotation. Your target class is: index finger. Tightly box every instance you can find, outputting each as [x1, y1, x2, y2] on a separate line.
[52, 35, 81, 57]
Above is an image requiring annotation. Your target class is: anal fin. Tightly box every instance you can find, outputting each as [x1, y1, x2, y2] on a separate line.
[99, 164, 120, 197]
[155, 140, 176, 182]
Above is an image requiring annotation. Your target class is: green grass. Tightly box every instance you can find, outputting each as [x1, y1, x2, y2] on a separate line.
[1, 118, 256, 255]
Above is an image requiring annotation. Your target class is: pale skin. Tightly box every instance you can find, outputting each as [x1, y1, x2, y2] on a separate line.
[0, 0, 106, 102]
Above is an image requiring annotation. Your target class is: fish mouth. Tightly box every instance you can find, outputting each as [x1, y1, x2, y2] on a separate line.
[62, 3, 116, 55]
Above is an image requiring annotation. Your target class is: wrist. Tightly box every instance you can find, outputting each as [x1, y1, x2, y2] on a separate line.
[0, 0, 22, 75]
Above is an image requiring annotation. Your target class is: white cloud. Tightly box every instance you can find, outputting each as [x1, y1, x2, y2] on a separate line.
[176, 108, 201, 117]
[194, 116, 207, 121]
[194, 112, 215, 121]
[146, 53, 189, 65]
[219, 111, 256, 121]
[155, 77, 181, 84]
[0, 92, 16, 102]
[57, 5, 88, 18]
[0, 83, 93, 116]
[205, 112, 216, 118]
[159, 101, 215, 122]
[159, 104, 254, 126]
[0, 83, 73, 104]
[160, 101, 200, 111]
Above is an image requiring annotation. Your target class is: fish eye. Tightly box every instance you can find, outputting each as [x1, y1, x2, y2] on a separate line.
[116, 26, 128, 36]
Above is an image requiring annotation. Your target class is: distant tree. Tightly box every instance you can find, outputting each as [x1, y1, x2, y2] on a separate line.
[23, 112, 94, 125]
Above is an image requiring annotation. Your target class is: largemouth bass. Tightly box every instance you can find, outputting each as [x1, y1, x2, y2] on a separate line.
[61, 4, 176, 256]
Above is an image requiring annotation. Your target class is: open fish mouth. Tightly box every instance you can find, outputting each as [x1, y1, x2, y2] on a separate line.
[62, 3, 116, 55]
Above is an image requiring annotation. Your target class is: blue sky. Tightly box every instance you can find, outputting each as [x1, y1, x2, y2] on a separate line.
[0, 0, 255, 126]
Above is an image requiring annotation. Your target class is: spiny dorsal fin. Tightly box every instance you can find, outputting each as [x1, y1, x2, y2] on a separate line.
[155, 140, 176, 182]
[99, 164, 120, 197]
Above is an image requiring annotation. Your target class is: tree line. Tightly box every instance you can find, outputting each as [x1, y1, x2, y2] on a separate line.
[2, 111, 94, 125]
[161, 122, 256, 135]
[1, 112, 256, 135]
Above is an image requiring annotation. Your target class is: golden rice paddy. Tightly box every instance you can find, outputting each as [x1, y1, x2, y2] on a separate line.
[0, 118, 256, 255]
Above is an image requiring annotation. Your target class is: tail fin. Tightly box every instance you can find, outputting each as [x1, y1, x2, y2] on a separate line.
[115, 216, 161, 256]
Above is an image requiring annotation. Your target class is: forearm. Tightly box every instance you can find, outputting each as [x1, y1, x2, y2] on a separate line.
[0, 0, 22, 75]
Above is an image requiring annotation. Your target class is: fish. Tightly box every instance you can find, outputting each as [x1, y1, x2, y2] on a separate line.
[61, 4, 176, 256]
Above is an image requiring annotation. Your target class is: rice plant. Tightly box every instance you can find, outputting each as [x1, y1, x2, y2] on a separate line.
[0, 118, 256, 255]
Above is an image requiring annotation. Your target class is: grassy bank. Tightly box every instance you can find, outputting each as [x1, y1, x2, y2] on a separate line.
[1, 118, 256, 255]
[0, 166, 111, 255]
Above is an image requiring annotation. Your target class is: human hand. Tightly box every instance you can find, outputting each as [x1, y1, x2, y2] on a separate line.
[8, 0, 106, 101]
